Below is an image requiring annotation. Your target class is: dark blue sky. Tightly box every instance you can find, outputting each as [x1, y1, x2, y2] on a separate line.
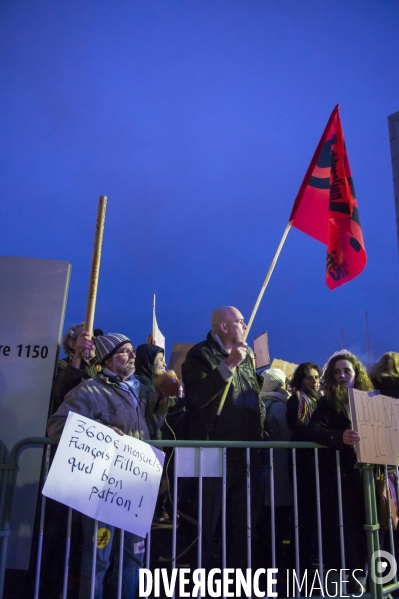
[1, 0, 399, 369]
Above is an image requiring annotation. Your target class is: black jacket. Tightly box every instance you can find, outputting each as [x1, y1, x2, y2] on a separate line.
[182, 332, 263, 441]
[371, 375, 399, 399]
[306, 396, 358, 475]
[50, 356, 98, 415]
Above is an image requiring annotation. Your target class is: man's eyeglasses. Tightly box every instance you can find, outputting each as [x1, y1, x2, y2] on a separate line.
[114, 348, 135, 357]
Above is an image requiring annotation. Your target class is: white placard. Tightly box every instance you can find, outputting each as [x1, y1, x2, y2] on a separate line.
[349, 389, 399, 466]
[43, 412, 165, 537]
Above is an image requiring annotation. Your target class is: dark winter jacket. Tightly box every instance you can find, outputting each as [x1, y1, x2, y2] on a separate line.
[50, 356, 98, 414]
[182, 332, 263, 441]
[47, 372, 168, 442]
[262, 389, 293, 506]
[306, 396, 358, 475]
[371, 375, 399, 400]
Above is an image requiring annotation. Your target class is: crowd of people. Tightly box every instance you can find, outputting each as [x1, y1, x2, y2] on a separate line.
[43, 307, 399, 598]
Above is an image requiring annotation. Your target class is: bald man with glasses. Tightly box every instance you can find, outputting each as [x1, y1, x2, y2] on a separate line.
[182, 307, 264, 572]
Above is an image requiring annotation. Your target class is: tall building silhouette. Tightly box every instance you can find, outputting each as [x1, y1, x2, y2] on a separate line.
[388, 111, 399, 247]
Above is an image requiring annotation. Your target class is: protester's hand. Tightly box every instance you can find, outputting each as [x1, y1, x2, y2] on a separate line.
[76, 330, 95, 357]
[225, 342, 248, 369]
[343, 429, 360, 445]
[71, 330, 95, 368]
[109, 426, 124, 436]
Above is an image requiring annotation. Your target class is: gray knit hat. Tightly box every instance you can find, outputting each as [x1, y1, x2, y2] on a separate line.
[94, 333, 132, 364]
[261, 368, 286, 392]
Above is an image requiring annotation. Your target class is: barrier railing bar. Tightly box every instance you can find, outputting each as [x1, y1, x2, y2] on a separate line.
[246, 447, 251, 589]
[33, 493, 46, 599]
[362, 464, 380, 599]
[90, 519, 98, 599]
[172, 447, 178, 599]
[314, 449, 324, 591]
[270, 448, 276, 570]
[145, 531, 151, 569]
[291, 448, 300, 598]
[383, 464, 397, 586]
[198, 447, 203, 579]
[222, 448, 226, 599]
[335, 451, 346, 593]
[62, 507, 72, 599]
[117, 528, 124, 599]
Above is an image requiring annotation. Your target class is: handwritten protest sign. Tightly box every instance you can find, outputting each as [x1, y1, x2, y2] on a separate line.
[349, 389, 399, 466]
[42, 412, 165, 537]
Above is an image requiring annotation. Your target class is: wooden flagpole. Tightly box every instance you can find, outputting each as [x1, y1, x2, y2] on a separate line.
[83, 195, 107, 356]
[216, 221, 292, 416]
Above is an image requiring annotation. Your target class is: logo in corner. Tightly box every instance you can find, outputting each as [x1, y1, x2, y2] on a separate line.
[370, 550, 397, 585]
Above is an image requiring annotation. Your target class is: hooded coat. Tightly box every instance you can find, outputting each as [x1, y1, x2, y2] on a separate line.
[134, 344, 164, 393]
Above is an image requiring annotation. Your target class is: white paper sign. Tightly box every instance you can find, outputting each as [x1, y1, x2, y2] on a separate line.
[43, 412, 165, 537]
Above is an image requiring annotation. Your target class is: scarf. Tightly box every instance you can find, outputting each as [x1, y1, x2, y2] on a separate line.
[297, 387, 319, 425]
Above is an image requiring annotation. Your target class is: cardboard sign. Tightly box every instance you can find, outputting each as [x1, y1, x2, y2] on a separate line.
[349, 389, 399, 466]
[169, 342, 195, 379]
[270, 359, 298, 380]
[43, 412, 165, 537]
[253, 332, 270, 369]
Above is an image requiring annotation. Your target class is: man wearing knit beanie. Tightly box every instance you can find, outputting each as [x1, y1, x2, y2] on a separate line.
[47, 333, 169, 599]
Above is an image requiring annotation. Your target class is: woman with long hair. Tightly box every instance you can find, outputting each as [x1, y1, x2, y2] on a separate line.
[307, 350, 374, 592]
[370, 352, 399, 399]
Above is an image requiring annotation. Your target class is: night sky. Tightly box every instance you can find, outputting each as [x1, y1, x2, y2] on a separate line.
[1, 0, 399, 371]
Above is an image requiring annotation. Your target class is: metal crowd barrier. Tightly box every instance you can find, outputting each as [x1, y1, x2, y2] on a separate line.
[0, 437, 396, 599]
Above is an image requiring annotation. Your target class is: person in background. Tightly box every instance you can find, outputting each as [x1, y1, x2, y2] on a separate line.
[370, 352, 399, 399]
[134, 344, 166, 401]
[307, 350, 374, 594]
[134, 343, 170, 522]
[286, 362, 321, 432]
[370, 352, 399, 555]
[50, 323, 103, 413]
[256, 368, 292, 593]
[134, 343, 184, 438]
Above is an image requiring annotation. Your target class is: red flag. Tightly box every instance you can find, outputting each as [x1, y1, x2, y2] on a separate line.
[289, 105, 366, 290]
